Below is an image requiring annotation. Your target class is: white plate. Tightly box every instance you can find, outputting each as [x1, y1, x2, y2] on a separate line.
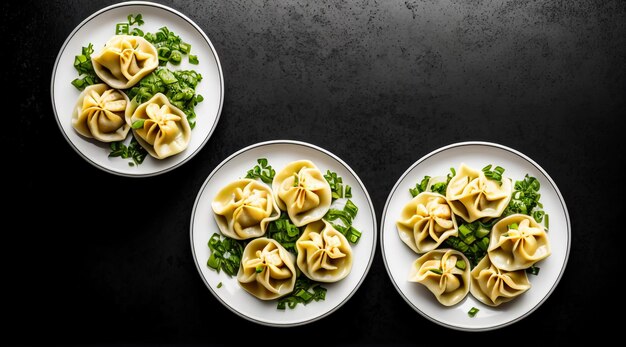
[190, 140, 377, 326]
[381, 141, 570, 331]
[51, 1, 223, 177]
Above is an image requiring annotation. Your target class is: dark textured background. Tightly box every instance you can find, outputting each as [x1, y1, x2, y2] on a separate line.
[4, 0, 624, 344]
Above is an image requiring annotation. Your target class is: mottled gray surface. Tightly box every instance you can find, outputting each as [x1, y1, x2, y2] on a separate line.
[4, 0, 624, 343]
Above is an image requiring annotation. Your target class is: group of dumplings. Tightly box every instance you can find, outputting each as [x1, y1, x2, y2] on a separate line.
[397, 164, 551, 307]
[212, 160, 354, 300]
[71, 35, 191, 159]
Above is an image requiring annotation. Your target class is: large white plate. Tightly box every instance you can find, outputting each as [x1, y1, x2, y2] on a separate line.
[51, 1, 223, 177]
[381, 141, 570, 331]
[190, 140, 377, 326]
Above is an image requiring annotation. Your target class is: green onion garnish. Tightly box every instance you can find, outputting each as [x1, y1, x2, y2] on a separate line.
[108, 135, 148, 166]
[508, 223, 519, 230]
[429, 268, 443, 275]
[71, 43, 101, 90]
[482, 164, 505, 184]
[217, 282, 223, 288]
[115, 23, 130, 35]
[292, 173, 299, 187]
[545, 214, 550, 230]
[446, 220, 494, 267]
[267, 213, 301, 253]
[244, 158, 275, 184]
[324, 170, 351, 201]
[206, 233, 245, 277]
[277, 276, 327, 310]
[455, 260, 466, 270]
[526, 266, 540, 276]
[189, 54, 199, 65]
[468, 307, 479, 317]
[409, 176, 430, 197]
[131, 119, 145, 129]
[255, 265, 263, 273]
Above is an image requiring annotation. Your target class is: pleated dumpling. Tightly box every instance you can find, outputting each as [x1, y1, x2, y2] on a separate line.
[296, 220, 353, 282]
[446, 164, 512, 222]
[397, 192, 458, 253]
[128, 93, 191, 159]
[237, 238, 297, 300]
[408, 249, 470, 306]
[488, 214, 551, 271]
[470, 255, 530, 306]
[71, 83, 130, 142]
[212, 179, 281, 240]
[91, 35, 158, 89]
[272, 160, 332, 227]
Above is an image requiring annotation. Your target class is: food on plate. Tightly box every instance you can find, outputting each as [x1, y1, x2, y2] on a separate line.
[396, 192, 458, 253]
[71, 83, 130, 142]
[469, 255, 530, 306]
[408, 249, 471, 306]
[212, 179, 281, 240]
[296, 220, 353, 282]
[272, 160, 332, 227]
[488, 214, 551, 271]
[446, 164, 512, 223]
[237, 238, 297, 300]
[91, 35, 158, 89]
[128, 93, 191, 159]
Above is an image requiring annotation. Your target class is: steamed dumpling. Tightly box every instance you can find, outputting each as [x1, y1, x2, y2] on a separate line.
[446, 164, 512, 222]
[408, 249, 470, 306]
[237, 238, 297, 300]
[91, 35, 158, 89]
[212, 179, 280, 240]
[71, 83, 130, 142]
[470, 255, 531, 306]
[397, 192, 458, 253]
[129, 93, 191, 159]
[296, 220, 353, 282]
[272, 160, 332, 227]
[488, 214, 551, 271]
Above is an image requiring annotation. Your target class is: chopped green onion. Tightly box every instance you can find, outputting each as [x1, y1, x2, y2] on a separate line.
[475, 224, 490, 238]
[268, 213, 301, 253]
[344, 185, 352, 198]
[410, 176, 430, 197]
[430, 182, 447, 195]
[206, 233, 245, 277]
[293, 173, 299, 187]
[244, 158, 275, 184]
[526, 266, 540, 276]
[169, 49, 182, 65]
[108, 135, 147, 166]
[508, 223, 519, 230]
[255, 265, 263, 273]
[277, 276, 327, 310]
[324, 170, 351, 201]
[459, 224, 473, 237]
[217, 282, 223, 288]
[482, 164, 505, 183]
[180, 42, 191, 54]
[429, 268, 443, 275]
[455, 260, 466, 270]
[545, 214, 550, 230]
[131, 119, 145, 129]
[468, 307, 479, 317]
[189, 54, 199, 65]
[115, 23, 129, 35]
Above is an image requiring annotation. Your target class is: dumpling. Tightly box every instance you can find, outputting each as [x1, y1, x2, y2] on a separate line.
[470, 255, 530, 306]
[212, 179, 280, 240]
[296, 220, 353, 282]
[396, 192, 458, 253]
[128, 93, 191, 159]
[91, 35, 158, 89]
[446, 164, 512, 222]
[408, 249, 470, 306]
[272, 160, 332, 227]
[488, 214, 551, 271]
[71, 83, 130, 142]
[237, 238, 297, 300]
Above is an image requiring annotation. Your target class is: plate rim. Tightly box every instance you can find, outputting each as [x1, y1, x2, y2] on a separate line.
[50, 0, 224, 177]
[189, 139, 378, 327]
[380, 141, 571, 331]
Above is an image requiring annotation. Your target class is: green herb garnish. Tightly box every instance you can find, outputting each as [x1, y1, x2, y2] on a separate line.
[445, 220, 494, 267]
[324, 170, 351, 201]
[108, 135, 148, 167]
[468, 307, 479, 317]
[267, 213, 301, 253]
[455, 260, 466, 270]
[324, 200, 361, 243]
[526, 266, 540, 276]
[482, 164, 505, 183]
[255, 265, 264, 273]
[71, 43, 101, 91]
[206, 233, 245, 277]
[429, 268, 443, 275]
[244, 158, 275, 184]
[217, 282, 223, 288]
[409, 176, 430, 197]
[131, 119, 145, 129]
[126, 68, 203, 129]
[144, 26, 197, 65]
[504, 174, 545, 225]
[277, 277, 327, 310]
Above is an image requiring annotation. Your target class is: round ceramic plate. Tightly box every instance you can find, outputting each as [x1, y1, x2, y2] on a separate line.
[381, 141, 570, 331]
[190, 140, 377, 326]
[51, 1, 223, 177]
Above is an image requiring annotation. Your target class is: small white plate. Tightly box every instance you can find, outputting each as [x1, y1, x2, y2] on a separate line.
[190, 140, 377, 326]
[51, 1, 224, 177]
[381, 141, 570, 331]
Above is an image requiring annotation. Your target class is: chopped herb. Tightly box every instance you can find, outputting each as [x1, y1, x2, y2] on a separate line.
[468, 307, 479, 317]
[526, 266, 540, 276]
[277, 276, 327, 310]
[126, 68, 204, 129]
[206, 233, 245, 277]
[108, 135, 148, 166]
[217, 282, 223, 288]
[292, 173, 299, 187]
[482, 164, 505, 184]
[429, 268, 443, 275]
[508, 223, 519, 230]
[244, 158, 275, 184]
[455, 260, 466, 270]
[324, 199, 361, 243]
[131, 119, 145, 129]
[504, 174, 544, 220]
[324, 170, 351, 201]
[144, 26, 198, 65]
[189, 54, 199, 65]
[445, 220, 494, 267]
[127, 14, 144, 26]
[71, 43, 101, 91]
[545, 214, 550, 230]
[255, 265, 263, 273]
[409, 176, 430, 197]
[267, 213, 301, 253]
[430, 167, 456, 195]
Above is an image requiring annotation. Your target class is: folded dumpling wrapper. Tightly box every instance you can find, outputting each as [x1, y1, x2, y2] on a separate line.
[296, 220, 353, 282]
[212, 179, 280, 240]
[128, 93, 191, 159]
[488, 214, 551, 271]
[72, 83, 130, 142]
[92, 35, 158, 89]
[408, 249, 470, 306]
[237, 238, 297, 300]
[397, 192, 458, 253]
[272, 160, 332, 227]
[446, 164, 512, 223]
[470, 255, 531, 306]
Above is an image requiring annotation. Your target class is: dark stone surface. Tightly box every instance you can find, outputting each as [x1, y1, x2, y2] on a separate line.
[4, 0, 624, 343]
